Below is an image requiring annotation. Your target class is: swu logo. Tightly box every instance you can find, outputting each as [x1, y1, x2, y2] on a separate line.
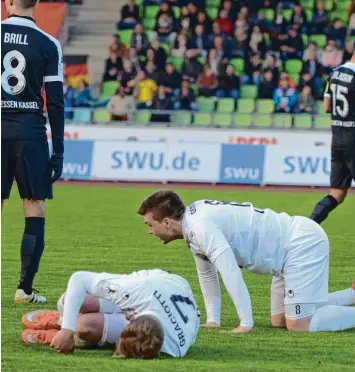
[223, 167, 260, 180]
[63, 162, 89, 176]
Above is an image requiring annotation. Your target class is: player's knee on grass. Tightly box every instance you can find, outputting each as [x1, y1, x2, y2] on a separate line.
[114, 314, 164, 359]
[23, 199, 45, 218]
[271, 314, 286, 328]
[285, 304, 316, 332]
[329, 188, 347, 204]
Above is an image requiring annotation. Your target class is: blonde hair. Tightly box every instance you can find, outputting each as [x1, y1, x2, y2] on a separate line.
[114, 315, 164, 359]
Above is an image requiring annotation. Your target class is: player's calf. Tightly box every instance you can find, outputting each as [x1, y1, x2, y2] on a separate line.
[271, 314, 286, 328]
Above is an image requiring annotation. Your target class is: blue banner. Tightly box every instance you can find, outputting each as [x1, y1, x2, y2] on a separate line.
[219, 144, 265, 184]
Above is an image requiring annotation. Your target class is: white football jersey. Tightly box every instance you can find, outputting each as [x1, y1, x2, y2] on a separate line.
[182, 200, 294, 276]
[90, 269, 200, 357]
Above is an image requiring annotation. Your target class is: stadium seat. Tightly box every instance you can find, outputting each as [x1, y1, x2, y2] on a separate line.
[206, 7, 218, 20]
[101, 81, 119, 98]
[235, 114, 252, 126]
[197, 97, 215, 112]
[324, 0, 334, 11]
[168, 56, 184, 72]
[274, 114, 292, 128]
[301, 34, 308, 47]
[134, 110, 151, 124]
[229, 58, 244, 75]
[300, 0, 314, 9]
[145, 5, 159, 19]
[255, 114, 272, 127]
[317, 101, 325, 115]
[289, 73, 300, 86]
[257, 99, 274, 114]
[314, 115, 331, 129]
[174, 111, 192, 125]
[213, 113, 232, 127]
[305, 9, 313, 22]
[217, 98, 235, 113]
[193, 112, 212, 126]
[294, 115, 313, 129]
[206, 0, 220, 7]
[143, 18, 156, 30]
[160, 42, 170, 54]
[190, 84, 198, 96]
[73, 109, 91, 124]
[118, 30, 133, 47]
[310, 34, 327, 49]
[262, 9, 274, 22]
[237, 98, 255, 114]
[146, 30, 155, 43]
[241, 85, 257, 99]
[282, 9, 293, 21]
[172, 6, 180, 18]
[336, 0, 351, 10]
[93, 109, 111, 123]
[285, 59, 302, 74]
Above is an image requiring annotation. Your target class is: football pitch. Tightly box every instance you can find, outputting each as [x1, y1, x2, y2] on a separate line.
[2, 184, 355, 372]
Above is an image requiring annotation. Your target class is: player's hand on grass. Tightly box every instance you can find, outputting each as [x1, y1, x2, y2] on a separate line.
[200, 321, 220, 328]
[220, 325, 253, 334]
[50, 329, 75, 353]
[47, 153, 64, 183]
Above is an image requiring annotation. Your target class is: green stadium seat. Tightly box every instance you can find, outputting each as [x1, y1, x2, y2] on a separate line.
[93, 109, 111, 123]
[134, 0, 142, 5]
[317, 100, 325, 115]
[172, 6, 180, 18]
[118, 30, 133, 47]
[146, 30, 155, 43]
[217, 98, 235, 113]
[229, 58, 244, 75]
[73, 109, 91, 123]
[301, 34, 308, 47]
[101, 81, 119, 98]
[305, 9, 313, 22]
[262, 8, 274, 22]
[294, 115, 313, 129]
[206, 7, 218, 20]
[314, 115, 331, 129]
[175, 111, 192, 125]
[274, 114, 292, 128]
[160, 42, 170, 54]
[194, 112, 212, 126]
[333, 10, 349, 23]
[324, 0, 334, 11]
[282, 9, 293, 21]
[263, 33, 270, 46]
[206, 0, 220, 7]
[310, 34, 327, 49]
[213, 113, 232, 127]
[190, 84, 198, 96]
[197, 97, 215, 112]
[237, 98, 255, 114]
[134, 110, 151, 124]
[143, 18, 156, 30]
[336, 0, 351, 10]
[168, 56, 184, 72]
[145, 5, 159, 19]
[254, 114, 272, 127]
[289, 73, 300, 86]
[241, 85, 257, 99]
[257, 99, 274, 114]
[235, 114, 252, 126]
[300, 0, 314, 9]
[285, 59, 303, 74]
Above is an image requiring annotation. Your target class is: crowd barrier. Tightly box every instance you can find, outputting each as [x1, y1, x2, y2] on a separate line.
[51, 126, 355, 187]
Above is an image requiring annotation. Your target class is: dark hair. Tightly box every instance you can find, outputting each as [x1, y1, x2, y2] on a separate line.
[137, 190, 185, 222]
[20, 0, 38, 9]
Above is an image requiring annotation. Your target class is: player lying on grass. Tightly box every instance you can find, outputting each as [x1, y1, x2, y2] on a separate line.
[21, 269, 200, 358]
[138, 190, 355, 334]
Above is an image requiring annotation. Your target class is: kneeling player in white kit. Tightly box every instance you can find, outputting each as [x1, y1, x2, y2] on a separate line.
[22, 269, 200, 358]
[138, 190, 355, 334]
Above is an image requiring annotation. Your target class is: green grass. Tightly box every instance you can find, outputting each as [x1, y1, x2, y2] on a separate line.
[2, 185, 355, 372]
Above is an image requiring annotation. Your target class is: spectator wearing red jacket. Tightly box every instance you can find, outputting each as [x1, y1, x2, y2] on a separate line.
[216, 10, 233, 36]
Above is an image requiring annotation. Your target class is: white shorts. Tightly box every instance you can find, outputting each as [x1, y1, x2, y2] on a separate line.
[271, 216, 329, 317]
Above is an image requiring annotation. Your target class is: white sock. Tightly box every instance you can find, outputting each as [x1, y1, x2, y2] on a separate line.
[98, 313, 128, 346]
[309, 305, 355, 332]
[57, 293, 65, 316]
[327, 288, 355, 306]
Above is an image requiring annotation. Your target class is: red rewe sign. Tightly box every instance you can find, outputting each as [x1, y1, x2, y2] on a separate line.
[228, 136, 278, 145]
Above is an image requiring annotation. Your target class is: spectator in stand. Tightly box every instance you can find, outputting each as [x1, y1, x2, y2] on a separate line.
[197, 65, 218, 96]
[230, 27, 247, 58]
[273, 9, 288, 35]
[171, 30, 188, 57]
[249, 25, 266, 58]
[134, 70, 158, 109]
[182, 50, 203, 82]
[154, 12, 176, 45]
[278, 71, 296, 88]
[349, 5, 355, 35]
[74, 80, 96, 108]
[106, 87, 135, 121]
[214, 35, 230, 63]
[216, 64, 240, 100]
[216, 10, 234, 36]
[280, 27, 303, 60]
[208, 22, 226, 48]
[128, 47, 142, 72]
[322, 39, 343, 73]
[151, 85, 174, 122]
[253, 10, 272, 33]
[188, 25, 209, 59]
[234, 10, 249, 32]
[258, 69, 276, 99]
[262, 54, 279, 83]
[290, 4, 308, 33]
[145, 61, 159, 82]
[175, 80, 197, 111]
[298, 72, 313, 93]
[296, 85, 316, 114]
[151, 40, 167, 70]
[301, 50, 323, 97]
[196, 11, 212, 35]
[310, 0, 329, 34]
[118, 0, 140, 30]
[342, 41, 354, 63]
[273, 76, 298, 113]
[219, 0, 236, 21]
[108, 34, 128, 58]
[303, 41, 323, 63]
[103, 51, 122, 82]
[131, 24, 150, 55]
[156, 1, 175, 20]
[243, 52, 262, 85]
[187, 3, 199, 28]
[120, 58, 136, 95]
[179, 6, 191, 32]
[158, 63, 182, 96]
[63, 75, 74, 120]
[327, 19, 347, 49]
[208, 48, 221, 75]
